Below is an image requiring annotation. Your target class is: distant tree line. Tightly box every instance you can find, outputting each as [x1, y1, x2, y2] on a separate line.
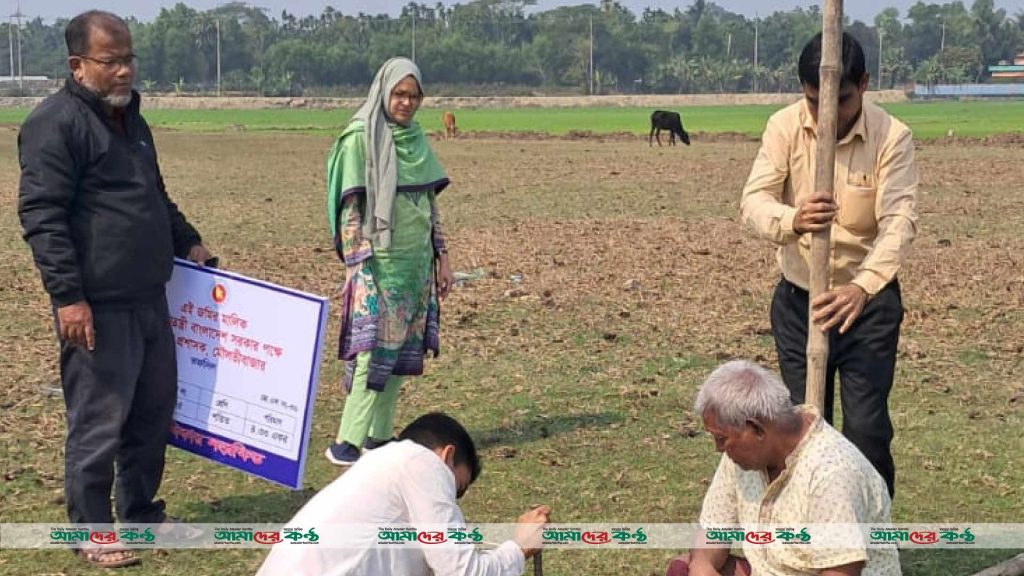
[1, 0, 1021, 95]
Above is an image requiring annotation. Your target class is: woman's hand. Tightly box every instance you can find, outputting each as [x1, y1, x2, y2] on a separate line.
[436, 254, 454, 300]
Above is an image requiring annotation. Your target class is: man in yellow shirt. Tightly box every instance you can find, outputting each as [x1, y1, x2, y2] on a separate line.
[740, 32, 918, 497]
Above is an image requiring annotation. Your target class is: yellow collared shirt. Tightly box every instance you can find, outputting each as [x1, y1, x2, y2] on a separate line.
[740, 100, 919, 295]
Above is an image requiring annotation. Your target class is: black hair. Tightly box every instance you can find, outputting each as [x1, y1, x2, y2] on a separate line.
[399, 412, 481, 483]
[65, 11, 129, 56]
[798, 31, 867, 90]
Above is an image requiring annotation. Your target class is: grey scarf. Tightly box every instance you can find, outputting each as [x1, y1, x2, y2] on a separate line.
[350, 57, 422, 250]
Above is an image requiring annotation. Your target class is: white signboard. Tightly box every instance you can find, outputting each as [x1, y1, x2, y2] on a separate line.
[165, 259, 328, 489]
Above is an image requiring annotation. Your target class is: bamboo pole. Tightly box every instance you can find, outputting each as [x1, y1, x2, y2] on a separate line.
[806, 0, 843, 410]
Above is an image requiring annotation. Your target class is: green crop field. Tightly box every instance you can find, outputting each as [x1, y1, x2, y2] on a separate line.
[0, 100, 1022, 139]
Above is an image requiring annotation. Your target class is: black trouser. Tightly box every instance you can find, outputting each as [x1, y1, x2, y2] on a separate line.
[59, 295, 177, 524]
[770, 277, 903, 497]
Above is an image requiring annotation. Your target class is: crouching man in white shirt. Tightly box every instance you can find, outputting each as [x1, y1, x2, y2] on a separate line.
[256, 412, 551, 576]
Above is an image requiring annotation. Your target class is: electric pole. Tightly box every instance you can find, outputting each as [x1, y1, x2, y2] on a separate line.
[877, 28, 883, 90]
[7, 17, 13, 81]
[216, 18, 221, 96]
[13, 1, 24, 89]
[589, 15, 594, 95]
[753, 15, 759, 93]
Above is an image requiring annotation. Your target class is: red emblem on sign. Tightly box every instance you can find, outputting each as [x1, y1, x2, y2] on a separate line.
[212, 284, 227, 304]
[255, 531, 282, 545]
[746, 531, 775, 545]
[910, 531, 938, 545]
[582, 531, 611, 545]
[90, 531, 119, 545]
[417, 531, 447, 544]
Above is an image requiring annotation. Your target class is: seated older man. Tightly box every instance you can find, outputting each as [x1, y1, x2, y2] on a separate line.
[668, 361, 901, 576]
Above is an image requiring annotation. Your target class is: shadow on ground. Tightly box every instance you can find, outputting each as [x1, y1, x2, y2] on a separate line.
[474, 411, 623, 449]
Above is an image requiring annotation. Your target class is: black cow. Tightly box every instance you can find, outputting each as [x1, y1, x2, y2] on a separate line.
[649, 110, 691, 146]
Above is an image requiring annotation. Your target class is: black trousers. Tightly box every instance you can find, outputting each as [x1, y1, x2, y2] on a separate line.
[770, 277, 903, 497]
[59, 296, 177, 524]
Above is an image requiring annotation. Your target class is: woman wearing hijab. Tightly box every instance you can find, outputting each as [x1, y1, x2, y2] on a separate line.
[325, 58, 454, 466]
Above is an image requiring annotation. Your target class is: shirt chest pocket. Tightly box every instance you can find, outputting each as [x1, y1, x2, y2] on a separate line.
[838, 171, 878, 234]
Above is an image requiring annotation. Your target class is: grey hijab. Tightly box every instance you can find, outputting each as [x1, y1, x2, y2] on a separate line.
[351, 57, 422, 250]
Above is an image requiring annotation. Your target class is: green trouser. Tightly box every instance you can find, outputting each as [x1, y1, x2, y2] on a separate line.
[336, 351, 403, 446]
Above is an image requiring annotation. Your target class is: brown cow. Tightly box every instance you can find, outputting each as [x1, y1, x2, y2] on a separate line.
[442, 111, 457, 141]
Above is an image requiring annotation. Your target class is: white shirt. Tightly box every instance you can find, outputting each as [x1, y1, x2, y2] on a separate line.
[256, 440, 525, 576]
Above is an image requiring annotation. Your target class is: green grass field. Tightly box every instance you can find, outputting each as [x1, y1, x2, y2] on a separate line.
[0, 100, 1022, 139]
[1, 104, 1022, 575]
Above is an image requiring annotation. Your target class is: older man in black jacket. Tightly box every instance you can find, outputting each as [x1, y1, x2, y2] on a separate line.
[18, 10, 212, 568]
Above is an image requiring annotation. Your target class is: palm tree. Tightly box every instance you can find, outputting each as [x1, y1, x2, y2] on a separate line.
[321, 6, 338, 27]
[915, 57, 942, 88]
[881, 47, 912, 89]
[670, 56, 701, 93]
[249, 65, 264, 96]
[749, 63, 768, 93]
[193, 14, 218, 85]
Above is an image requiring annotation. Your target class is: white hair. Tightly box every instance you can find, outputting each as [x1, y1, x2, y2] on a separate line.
[102, 92, 133, 108]
[694, 360, 797, 429]
[79, 76, 132, 108]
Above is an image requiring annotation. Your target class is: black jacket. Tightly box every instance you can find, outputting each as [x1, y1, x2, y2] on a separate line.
[18, 79, 201, 308]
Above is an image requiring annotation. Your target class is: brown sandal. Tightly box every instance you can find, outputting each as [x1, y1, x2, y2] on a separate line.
[76, 547, 141, 568]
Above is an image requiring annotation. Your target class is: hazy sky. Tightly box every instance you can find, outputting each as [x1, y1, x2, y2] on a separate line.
[11, 0, 1024, 25]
